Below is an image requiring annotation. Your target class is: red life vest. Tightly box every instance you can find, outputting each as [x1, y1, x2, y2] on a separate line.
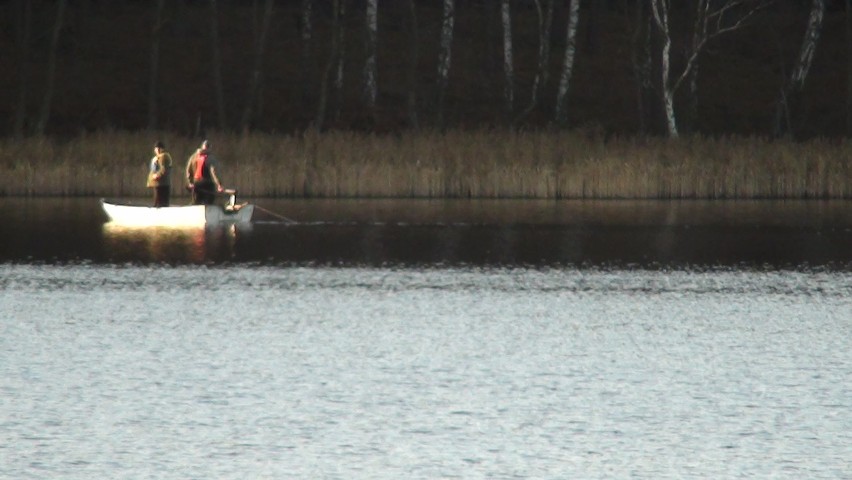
[193, 152, 208, 181]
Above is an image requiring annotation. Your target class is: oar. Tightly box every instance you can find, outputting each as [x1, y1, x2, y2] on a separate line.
[253, 204, 298, 224]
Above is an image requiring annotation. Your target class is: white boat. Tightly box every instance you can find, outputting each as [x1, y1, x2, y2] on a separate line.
[101, 198, 254, 227]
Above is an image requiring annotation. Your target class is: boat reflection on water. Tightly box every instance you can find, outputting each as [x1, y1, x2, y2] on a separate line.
[101, 222, 251, 263]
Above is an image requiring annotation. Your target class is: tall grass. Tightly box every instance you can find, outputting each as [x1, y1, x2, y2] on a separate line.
[2, 130, 851, 199]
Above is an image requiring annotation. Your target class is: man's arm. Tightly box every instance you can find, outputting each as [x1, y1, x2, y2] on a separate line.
[209, 166, 223, 191]
[185, 154, 195, 184]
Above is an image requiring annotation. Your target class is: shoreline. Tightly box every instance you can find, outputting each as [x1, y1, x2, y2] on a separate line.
[3, 131, 851, 199]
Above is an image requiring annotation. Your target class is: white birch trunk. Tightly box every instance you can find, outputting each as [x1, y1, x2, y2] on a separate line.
[790, 0, 825, 89]
[554, 0, 579, 124]
[651, 0, 773, 138]
[436, 0, 455, 125]
[650, 0, 678, 137]
[775, 0, 825, 136]
[363, 0, 378, 109]
[501, 0, 514, 116]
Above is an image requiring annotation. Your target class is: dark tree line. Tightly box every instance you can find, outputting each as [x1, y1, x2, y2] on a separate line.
[4, 0, 850, 139]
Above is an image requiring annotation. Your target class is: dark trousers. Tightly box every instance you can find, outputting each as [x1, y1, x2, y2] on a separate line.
[153, 186, 170, 207]
[191, 182, 216, 205]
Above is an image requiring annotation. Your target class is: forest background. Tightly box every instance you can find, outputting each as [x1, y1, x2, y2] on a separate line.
[3, 0, 852, 199]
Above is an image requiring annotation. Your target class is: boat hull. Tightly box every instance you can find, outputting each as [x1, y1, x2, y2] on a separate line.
[101, 199, 254, 227]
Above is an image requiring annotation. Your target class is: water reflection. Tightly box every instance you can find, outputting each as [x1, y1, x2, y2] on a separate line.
[240, 222, 852, 268]
[101, 223, 247, 263]
[3, 198, 852, 267]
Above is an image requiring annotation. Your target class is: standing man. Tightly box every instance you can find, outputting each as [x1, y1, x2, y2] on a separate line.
[147, 141, 173, 207]
[185, 139, 223, 205]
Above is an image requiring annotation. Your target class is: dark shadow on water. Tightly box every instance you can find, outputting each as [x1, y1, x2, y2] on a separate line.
[3, 197, 852, 269]
[233, 222, 852, 269]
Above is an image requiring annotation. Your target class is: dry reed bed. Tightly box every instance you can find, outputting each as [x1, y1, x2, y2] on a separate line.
[1, 131, 851, 199]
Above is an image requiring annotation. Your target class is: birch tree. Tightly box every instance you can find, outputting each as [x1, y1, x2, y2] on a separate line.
[684, 7, 704, 133]
[501, 0, 514, 117]
[518, 0, 554, 122]
[209, 0, 227, 130]
[363, 0, 378, 111]
[34, 0, 67, 136]
[773, 0, 825, 138]
[13, 0, 32, 137]
[436, 0, 455, 127]
[240, 0, 274, 132]
[650, 0, 675, 136]
[147, 0, 166, 131]
[650, 0, 772, 138]
[554, 0, 580, 125]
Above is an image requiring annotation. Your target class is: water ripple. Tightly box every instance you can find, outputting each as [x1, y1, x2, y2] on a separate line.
[1, 265, 850, 479]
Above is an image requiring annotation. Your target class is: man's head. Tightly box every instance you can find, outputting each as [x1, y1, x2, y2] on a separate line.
[154, 141, 165, 151]
[201, 140, 210, 151]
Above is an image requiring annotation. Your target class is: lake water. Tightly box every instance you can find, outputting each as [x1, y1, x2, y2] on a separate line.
[1, 198, 851, 479]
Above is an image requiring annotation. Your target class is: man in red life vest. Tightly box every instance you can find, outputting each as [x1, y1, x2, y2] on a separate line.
[185, 140, 223, 205]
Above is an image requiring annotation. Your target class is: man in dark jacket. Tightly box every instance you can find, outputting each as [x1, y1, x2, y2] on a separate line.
[147, 141, 173, 207]
[185, 140, 223, 205]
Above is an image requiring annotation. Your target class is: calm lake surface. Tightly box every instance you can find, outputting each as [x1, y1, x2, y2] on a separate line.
[1, 198, 851, 479]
